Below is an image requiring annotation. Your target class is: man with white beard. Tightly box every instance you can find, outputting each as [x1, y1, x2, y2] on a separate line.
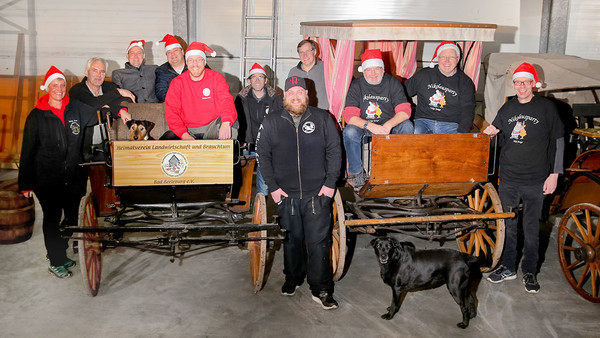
[342, 49, 413, 190]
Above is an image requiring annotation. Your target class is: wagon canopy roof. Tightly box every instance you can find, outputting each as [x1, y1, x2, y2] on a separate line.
[299, 20, 497, 41]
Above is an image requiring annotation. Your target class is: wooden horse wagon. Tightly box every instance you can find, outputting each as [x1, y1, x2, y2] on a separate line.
[65, 103, 280, 296]
[329, 133, 515, 280]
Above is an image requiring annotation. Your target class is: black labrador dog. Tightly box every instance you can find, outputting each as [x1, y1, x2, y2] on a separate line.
[371, 236, 480, 329]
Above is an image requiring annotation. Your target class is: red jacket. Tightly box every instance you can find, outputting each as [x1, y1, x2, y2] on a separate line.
[165, 69, 237, 137]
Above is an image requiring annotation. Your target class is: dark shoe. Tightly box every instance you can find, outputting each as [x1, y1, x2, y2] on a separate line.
[281, 281, 299, 296]
[311, 291, 338, 310]
[48, 264, 72, 278]
[347, 172, 365, 191]
[63, 258, 76, 269]
[523, 273, 540, 293]
[486, 266, 517, 283]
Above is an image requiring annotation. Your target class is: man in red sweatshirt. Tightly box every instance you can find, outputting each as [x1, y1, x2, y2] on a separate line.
[162, 41, 238, 140]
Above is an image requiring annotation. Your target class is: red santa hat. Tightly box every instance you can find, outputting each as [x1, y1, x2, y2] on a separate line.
[429, 41, 461, 68]
[159, 34, 182, 52]
[248, 63, 266, 78]
[358, 49, 385, 73]
[40, 66, 66, 91]
[127, 40, 145, 52]
[512, 62, 542, 88]
[185, 41, 216, 61]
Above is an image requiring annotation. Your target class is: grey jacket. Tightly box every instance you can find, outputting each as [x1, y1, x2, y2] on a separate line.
[112, 60, 159, 103]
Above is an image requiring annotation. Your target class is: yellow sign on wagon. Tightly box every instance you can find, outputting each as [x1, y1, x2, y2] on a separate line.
[111, 140, 234, 187]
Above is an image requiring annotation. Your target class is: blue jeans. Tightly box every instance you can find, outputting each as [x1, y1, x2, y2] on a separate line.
[498, 180, 544, 274]
[244, 151, 268, 196]
[414, 118, 458, 134]
[343, 119, 414, 175]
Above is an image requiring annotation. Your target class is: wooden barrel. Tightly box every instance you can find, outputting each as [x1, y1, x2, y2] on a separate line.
[0, 190, 35, 244]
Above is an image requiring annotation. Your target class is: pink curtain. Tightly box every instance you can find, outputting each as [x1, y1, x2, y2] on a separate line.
[317, 37, 355, 121]
[456, 41, 483, 90]
[365, 41, 418, 80]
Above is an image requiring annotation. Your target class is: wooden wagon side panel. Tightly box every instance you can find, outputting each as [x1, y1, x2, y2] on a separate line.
[112, 140, 234, 187]
[361, 133, 490, 198]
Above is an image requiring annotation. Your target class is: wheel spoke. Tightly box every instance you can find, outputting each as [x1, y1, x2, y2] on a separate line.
[564, 227, 586, 247]
[562, 245, 577, 251]
[477, 189, 489, 212]
[571, 213, 589, 242]
[591, 262, 598, 298]
[577, 263, 590, 288]
[566, 259, 584, 271]
[481, 230, 496, 250]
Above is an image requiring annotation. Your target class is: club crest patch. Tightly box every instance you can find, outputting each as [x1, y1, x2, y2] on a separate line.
[161, 151, 188, 177]
[69, 121, 81, 135]
[302, 121, 315, 134]
[203, 88, 211, 97]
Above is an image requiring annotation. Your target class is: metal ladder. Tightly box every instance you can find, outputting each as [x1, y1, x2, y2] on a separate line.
[239, 0, 279, 84]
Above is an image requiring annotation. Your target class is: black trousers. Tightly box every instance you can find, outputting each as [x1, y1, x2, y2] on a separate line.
[498, 180, 544, 274]
[35, 187, 82, 266]
[277, 195, 334, 295]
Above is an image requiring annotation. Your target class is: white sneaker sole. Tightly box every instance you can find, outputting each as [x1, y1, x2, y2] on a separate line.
[311, 295, 338, 310]
[486, 274, 517, 283]
[281, 285, 299, 296]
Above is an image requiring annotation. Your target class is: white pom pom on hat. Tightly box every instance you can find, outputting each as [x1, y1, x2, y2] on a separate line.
[185, 41, 217, 61]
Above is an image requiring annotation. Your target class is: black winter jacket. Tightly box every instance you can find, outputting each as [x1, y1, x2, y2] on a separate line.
[256, 107, 341, 198]
[155, 61, 188, 103]
[68, 78, 132, 120]
[19, 98, 97, 194]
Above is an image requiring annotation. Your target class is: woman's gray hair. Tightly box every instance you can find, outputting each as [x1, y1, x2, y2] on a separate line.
[85, 57, 108, 72]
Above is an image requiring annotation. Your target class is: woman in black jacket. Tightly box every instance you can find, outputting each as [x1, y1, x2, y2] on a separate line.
[19, 66, 96, 278]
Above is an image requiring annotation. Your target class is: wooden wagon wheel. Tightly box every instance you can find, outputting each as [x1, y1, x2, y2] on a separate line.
[558, 203, 600, 303]
[77, 193, 103, 297]
[331, 190, 347, 281]
[456, 182, 505, 272]
[249, 192, 268, 293]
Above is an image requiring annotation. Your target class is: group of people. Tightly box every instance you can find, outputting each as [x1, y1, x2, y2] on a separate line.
[18, 35, 563, 309]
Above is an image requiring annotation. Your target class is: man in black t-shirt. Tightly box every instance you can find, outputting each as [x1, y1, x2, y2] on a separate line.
[342, 49, 413, 190]
[483, 62, 564, 294]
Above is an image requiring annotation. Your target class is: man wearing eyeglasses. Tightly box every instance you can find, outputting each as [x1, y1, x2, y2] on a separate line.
[288, 40, 329, 111]
[235, 63, 283, 195]
[405, 41, 476, 134]
[483, 62, 564, 294]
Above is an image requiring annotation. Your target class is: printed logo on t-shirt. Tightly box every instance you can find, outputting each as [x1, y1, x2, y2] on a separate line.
[302, 121, 315, 134]
[428, 90, 446, 109]
[510, 121, 527, 141]
[508, 114, 539, 144]
[365, 101, 383, 120]
[202, 88, 211, 97]
[69, 120, 80, 135]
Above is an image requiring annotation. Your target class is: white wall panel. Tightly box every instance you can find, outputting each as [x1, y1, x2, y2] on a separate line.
[1, 0, 172, 76]
[566, 0, 600, 59]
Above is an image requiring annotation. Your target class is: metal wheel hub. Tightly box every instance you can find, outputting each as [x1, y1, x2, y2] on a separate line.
[574, 244, 597, 262]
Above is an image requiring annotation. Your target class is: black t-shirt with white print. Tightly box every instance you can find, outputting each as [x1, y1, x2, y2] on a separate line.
[344, 73, 409, 125]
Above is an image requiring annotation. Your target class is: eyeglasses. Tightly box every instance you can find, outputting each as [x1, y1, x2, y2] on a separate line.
[298, 49, 315, 56]
[250, 76, 266, 81]
[438, 55, 459, 61]
[513, 80, 533, 86]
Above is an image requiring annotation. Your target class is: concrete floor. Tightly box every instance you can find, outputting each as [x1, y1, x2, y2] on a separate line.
[1, 170, 598, 337]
